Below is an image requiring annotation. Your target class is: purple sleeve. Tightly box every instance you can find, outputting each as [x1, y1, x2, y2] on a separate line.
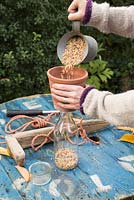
[82, 0, 92, 25]
[80, 86, 95, 114]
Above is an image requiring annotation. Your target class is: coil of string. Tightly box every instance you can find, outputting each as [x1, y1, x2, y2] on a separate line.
[2, 114, 99, 151]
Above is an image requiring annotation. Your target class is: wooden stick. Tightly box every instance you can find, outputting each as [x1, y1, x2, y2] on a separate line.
[5, 135, 25, 166]
[13, 126, 53, 148]
[11, 119, 109, 149]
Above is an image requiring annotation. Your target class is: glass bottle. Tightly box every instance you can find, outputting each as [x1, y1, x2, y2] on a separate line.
[54, 112, 79, 170]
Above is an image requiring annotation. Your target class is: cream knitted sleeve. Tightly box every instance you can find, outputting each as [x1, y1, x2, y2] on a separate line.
[87, 2, 134, 38]
[82, 89, 134, 127]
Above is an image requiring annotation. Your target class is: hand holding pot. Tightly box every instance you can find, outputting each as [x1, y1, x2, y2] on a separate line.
[47, 66, 88, 112]
[51, 84, 85, 111]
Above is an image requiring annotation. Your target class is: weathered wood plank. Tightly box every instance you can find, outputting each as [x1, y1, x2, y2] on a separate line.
[11, 119, 109, 149]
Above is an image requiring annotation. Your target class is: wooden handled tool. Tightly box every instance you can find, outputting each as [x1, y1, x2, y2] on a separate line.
[6, 109, 60, 117]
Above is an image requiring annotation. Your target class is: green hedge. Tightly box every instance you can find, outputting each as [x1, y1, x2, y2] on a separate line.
[0, 0, 133, 103]
[0, 0, 69, 103]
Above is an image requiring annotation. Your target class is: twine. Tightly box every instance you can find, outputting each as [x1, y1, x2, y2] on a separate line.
[3, 114, 99, 150]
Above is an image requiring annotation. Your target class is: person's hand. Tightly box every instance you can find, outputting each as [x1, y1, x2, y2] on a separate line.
[51, 84, 85, 111]
[68, 0, 87, 22]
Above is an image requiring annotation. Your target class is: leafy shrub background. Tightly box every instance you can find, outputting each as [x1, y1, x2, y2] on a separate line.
[0, 0, 133, 103]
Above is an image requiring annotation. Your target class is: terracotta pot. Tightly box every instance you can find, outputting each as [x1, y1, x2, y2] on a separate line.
[47, 66, 88, 111]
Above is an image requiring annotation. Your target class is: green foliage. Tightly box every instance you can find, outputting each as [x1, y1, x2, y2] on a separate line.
[99, 35, 134, 92]
[81, 44, 113, 89]
[0, 0, 70, 103]
[87, 58, 113, 89]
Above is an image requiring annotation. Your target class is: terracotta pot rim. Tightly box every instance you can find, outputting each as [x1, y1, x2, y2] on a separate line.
[47, 66, 88, 82]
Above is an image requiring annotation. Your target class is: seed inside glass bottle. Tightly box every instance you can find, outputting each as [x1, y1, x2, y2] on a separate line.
[55, 148, 78, 170]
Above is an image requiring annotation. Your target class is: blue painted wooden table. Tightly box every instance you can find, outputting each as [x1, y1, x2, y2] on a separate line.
[0, 94, 134, 200]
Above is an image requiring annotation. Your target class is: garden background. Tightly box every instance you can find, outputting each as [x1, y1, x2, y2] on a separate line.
[0, 0, 133, 103]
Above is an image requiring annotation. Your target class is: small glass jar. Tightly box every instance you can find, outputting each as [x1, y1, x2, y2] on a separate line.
[29, 161, 51, 185]
[54, 112, 79, 170]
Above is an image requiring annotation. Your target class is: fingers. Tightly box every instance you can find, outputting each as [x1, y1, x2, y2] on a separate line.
[52, 91, 80, 106]
[51, 84, 84, 100]
[52, 84, 83, 92]
[52, 93, 80, 111]
[54, 98, 80, 111]
[68, 0, 86, 21]
[51, 84, 85, 111]
[68, 12, 83, 21]
[68, 0, 78, 13]
[57, 102, 80, 110]
[51, 84, 84, 111]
